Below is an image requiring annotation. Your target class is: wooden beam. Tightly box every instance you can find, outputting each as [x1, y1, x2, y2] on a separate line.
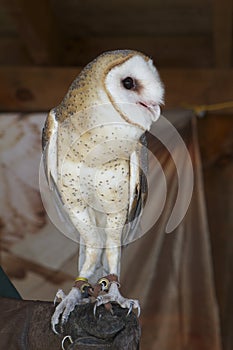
[160, 69, 233, 113]
[64, 35, 213, 68]
[0, 66, 80, 111]
[2, 0, 63, 65]
[0, 34, 213, 67]
[0, 67, 233, 112]
[213, 0, 233, 68]
[0, 37, 31, 65]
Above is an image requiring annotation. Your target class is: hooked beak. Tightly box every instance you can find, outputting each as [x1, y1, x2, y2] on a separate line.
[138, 101, 161, 121]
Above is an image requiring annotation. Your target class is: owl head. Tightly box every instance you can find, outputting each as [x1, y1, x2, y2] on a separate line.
[103, 50, 164, 130]
[57, 50, 164, 130]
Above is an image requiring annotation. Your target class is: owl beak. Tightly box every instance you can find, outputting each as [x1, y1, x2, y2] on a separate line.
[138, 102, 161, 122]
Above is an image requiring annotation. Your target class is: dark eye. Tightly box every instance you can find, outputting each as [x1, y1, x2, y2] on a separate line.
[122, 77, 135, 90]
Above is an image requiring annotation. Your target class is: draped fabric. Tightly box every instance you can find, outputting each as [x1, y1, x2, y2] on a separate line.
[121, 111, 222, 350]
[0, 111, 222, 349]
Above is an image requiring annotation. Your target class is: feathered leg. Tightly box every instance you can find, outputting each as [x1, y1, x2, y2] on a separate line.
[94, 213, 140, 316]
[51, 209, 102, 333]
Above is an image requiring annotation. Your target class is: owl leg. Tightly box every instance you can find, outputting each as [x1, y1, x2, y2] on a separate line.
[79, 246, 102, 277]
[93, 214, 140, 316]
[51, 209, 102, 334]
[105, 212, 125, 275]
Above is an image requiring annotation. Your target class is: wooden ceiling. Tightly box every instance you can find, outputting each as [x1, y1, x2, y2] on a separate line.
[1, 0, 232, 68]
[0, 0, 232, 111]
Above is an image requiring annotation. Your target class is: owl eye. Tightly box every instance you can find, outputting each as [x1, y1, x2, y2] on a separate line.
[122, 77, 135, 90]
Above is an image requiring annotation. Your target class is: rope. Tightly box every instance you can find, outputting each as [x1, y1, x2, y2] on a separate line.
[184, 101, 233, 117]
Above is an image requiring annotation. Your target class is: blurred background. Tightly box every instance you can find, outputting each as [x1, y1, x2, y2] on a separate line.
[0, 1, 232, 350]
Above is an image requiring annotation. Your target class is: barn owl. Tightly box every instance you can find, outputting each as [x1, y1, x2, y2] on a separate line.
[42, 50, 164, 332]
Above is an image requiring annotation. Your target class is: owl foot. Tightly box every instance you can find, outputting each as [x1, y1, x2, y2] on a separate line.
[93, 274, 140, 317]
[51, 279, 93, 334]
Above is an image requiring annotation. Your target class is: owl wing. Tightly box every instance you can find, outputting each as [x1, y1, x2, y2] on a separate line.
[42, 109, 58, 189]
[123, 133, 148, 244]
[42, 110, 78, 233]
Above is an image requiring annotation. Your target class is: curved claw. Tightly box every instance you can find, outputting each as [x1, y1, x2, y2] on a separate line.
[126, 301, 133, 316]
[137, 304, 141, 317]
[93, 295, 103, 316]
[93, 302, 97, 316]
[51, 315, 60, 334]
[126, 300, 140, 318]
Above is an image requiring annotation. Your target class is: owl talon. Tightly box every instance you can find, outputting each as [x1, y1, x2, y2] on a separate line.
[126, 301, 133, 316]
[51, 287, 82, 334]
[127, 301, 140, 317]
[93, 295, 104, 316]
[137, 305, 141, 317]
[93, 302, 97, 316]
[94, 280, 140, 318]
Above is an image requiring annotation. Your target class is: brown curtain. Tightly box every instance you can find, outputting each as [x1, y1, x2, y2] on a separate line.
[0, 111, 222, 350]
[121, 111, 222, 350]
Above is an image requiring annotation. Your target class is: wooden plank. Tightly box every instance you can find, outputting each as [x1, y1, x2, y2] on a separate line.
[64, 35, 213, 67]
[0, 37, 30, 65]
[160, 69, 233, 113]
[213, 0, 233, 68]
[0, 67, 233, 113]
[0, 66, 81, 111]
[0, 34, 213, 67]
[2, 0, 63, 64]
[54, 0, 210, 37]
